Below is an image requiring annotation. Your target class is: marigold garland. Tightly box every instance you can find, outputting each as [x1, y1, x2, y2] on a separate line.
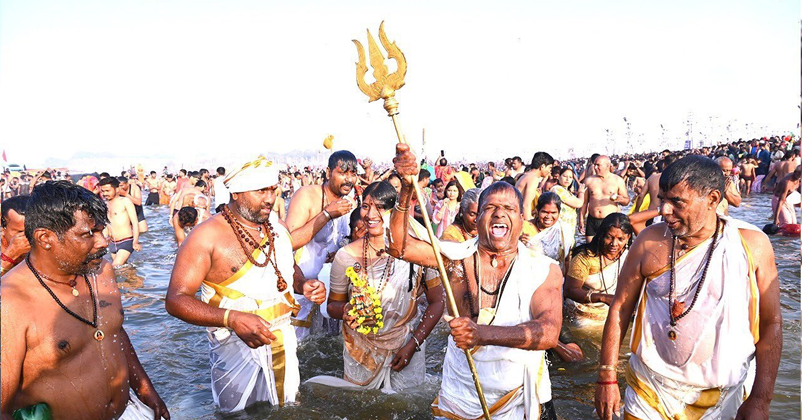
[345, 266, 385, 335]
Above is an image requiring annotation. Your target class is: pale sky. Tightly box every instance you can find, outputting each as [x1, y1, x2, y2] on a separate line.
[0, 0, 798, 172]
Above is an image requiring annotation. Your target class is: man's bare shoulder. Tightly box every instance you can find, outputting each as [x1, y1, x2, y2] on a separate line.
[294, 184, 321, 201]
[632, 222, 669, 249]
[182, 214, 228, 248]
[1, 268, 35, 303]
[738, 227, 772, 257]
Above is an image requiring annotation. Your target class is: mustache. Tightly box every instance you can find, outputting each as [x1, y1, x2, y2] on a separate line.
[85, 248, 108, 262]
[341, 183, 354, 189]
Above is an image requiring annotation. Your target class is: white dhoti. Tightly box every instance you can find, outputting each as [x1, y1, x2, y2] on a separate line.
[293, 209, 351, 341]
[200, 213, 301, 412]
[119, 389, 164, 420]
[624, 217, 760, 420]
[432, 243, 555, 420]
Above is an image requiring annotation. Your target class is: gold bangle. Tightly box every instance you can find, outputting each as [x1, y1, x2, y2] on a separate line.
[394, 202, 410, 212]
[223, 309, 231, 328]
[586, 289, 594, 303]
[599, 364, 617, 371]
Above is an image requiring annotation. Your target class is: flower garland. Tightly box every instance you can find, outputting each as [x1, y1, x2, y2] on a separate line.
[345, 266, 384, 335]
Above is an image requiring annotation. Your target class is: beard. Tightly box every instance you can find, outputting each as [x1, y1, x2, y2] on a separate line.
[235, 201, 272, 224]
[73, 248, 108, 275]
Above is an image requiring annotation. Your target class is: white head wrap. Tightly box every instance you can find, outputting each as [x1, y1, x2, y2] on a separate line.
[223, 156, 280, 193]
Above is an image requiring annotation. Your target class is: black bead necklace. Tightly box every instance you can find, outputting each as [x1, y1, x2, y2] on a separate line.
[667, 217, 721, 341]
[26, 257, 104, 341]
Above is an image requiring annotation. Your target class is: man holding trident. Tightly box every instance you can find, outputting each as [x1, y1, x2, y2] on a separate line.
[389, 143, 563, 419]
[165, 156, 327, 412]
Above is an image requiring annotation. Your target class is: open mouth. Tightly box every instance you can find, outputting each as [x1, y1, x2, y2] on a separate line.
[490, 223, 508, 238]
[366, 219, 381, 228]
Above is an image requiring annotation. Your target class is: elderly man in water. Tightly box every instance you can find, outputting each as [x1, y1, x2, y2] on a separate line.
[1, 181, 169, 420]
[165, 156, 327, 412]
[595, 156, 782, 420]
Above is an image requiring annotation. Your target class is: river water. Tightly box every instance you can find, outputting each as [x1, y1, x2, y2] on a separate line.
[119, 193, 799, 419]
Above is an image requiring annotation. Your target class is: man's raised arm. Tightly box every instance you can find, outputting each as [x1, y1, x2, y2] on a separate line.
[386, 144, 440, 268]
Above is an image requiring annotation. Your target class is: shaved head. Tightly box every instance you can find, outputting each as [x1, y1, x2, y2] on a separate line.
[594, 155, 612, 175]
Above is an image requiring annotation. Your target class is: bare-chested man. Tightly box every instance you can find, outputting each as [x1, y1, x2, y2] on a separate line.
[1, 181, 168, 420]
[118, 176, 149, 233]
[172, 206, 198, 246]
[581, 155, 630, 243]
[0, 195, 30, 278]
[169, 180, 207, 227]
[763, 151, 798, 193]
[739, 157, 757, 194]
[98, 177, 141, 266]
[160, 174, 177, 205]
[516, 151, 555, 220]
[506, 155, 526, 180]
[771, 167, 801, 227]
[715, 156, 742, 216]
[144, 171, 161, 205]
[286, 150, 356, 341]
[165, 157, 325, 412]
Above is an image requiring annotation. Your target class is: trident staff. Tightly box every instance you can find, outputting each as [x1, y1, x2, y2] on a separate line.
[352, 22, 492, 420]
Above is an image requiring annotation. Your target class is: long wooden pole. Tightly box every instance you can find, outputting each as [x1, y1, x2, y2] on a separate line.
[388, 112, 492, 420]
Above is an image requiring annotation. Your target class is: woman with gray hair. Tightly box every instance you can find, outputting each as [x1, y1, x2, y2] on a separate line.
[440, 188, 480, 242]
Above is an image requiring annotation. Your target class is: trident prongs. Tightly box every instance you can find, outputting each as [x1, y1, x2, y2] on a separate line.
[353, 21, 407, 108]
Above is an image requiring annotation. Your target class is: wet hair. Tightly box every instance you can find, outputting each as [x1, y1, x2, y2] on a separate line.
[478, 181, 523, 213]
[454, 188, 481, 226]
[589, 154, 600, 165]
[572, 213, 633, 258]
[444, 180, 464, 202]
[194, 180, 207, 189]
[1, 195, 30, 228]
[529, 152, 555, 170]
[362, 181, 396, 211]
[117, 176, 129, 184]
[659, 156, 725, 202]
[217, 167, 226, 175]
[25, 181, 109, 243]
[328, 150, 358, 172]
[177, 206, 198, 228]
[98, 177, 120, 189]
[536, 191, 562, 212]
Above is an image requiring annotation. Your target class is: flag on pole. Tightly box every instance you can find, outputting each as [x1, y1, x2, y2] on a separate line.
[2, 150, 6, 162]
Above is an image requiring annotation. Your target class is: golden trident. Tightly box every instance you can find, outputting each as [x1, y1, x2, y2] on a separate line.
[353, 22, 492, 420]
